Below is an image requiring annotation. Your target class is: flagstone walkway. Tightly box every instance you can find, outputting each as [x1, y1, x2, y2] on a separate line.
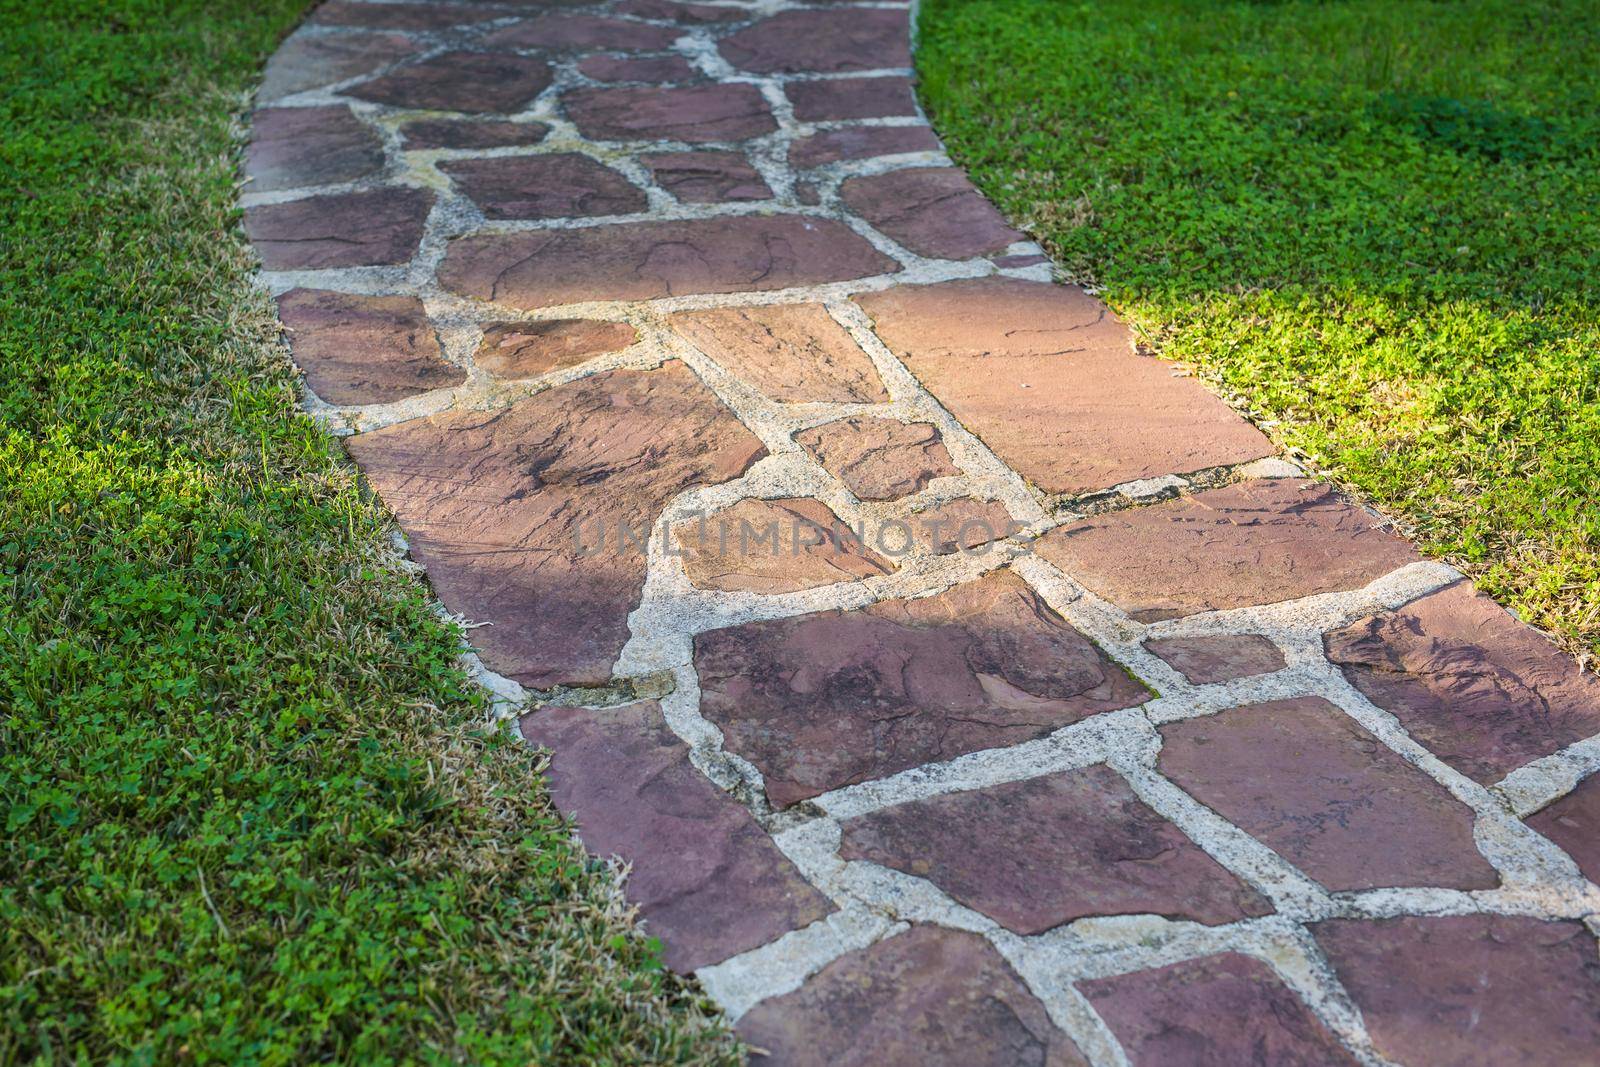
[243, 1, 1600, 1063]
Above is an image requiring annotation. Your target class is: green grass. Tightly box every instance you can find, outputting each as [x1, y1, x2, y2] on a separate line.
[917, 0, 1600, 661]
[0, 1, 737, 1062]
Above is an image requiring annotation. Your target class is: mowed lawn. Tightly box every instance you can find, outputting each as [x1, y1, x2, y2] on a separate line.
[0, 2, 734, 1063]
[918, 0, 1600, 661]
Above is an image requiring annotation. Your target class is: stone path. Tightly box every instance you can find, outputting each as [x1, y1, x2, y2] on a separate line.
[243, 2, 1600, 1062]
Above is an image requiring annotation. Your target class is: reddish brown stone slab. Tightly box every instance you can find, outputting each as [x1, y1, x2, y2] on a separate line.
[247, 105, 384, 192]
[1035, 480, 1417, 620]
[1080, 953, 1360, 1067]
[1326, 580, 1600, 784]
[841, 767, 1270, 933]
[614, 0, 748, 23]
[485, 14, 680, 51]
[245, 187, 432, 270]
[856, 279, 1273, 494]
[695, 570, 1149, 807]
[667, 303, 887, 404]
[258, 31, 420, 103]
[562, 83, 775, 142]
[310, 0, 503, 30]
[788, 124, 941, 169]
[275, 288, 465, 405]
[737, 925, 1089, 1067]
[578, 53, 697, 83]
[522, 700, 832, 972]
[399, 118, 550, 150]
[439, 215, 897, 308]
[1144, 634, 1286, 685]
[907, 497, 1019, 555]
[674, 497, 893, 594]
[440, 153, 645, 220]
[719, 9, 911, 74]
[786, 76, 917, 121]
[1313, 915, 1600, 1067]
[1160, 697, 1498, 891]
[473, 319, 637, 378]
[1527, 772, 1600, 883]
[639, 150, 771, 203]
[795, 417, 958, 501]
[345, 51, 554, 113]
[345, 362, 765, 688]
[840, 166, 1023, 260]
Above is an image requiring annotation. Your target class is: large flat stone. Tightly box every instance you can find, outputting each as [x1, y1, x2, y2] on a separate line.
[906, 497, 1019, 556]
[614, 0, 748, 23]
[1527, 772, 1600, 883]
[840, 766, 1270, 933]
[719, 9, 911, 74]
[640, 150, 772, 203]
[440, 152, 645, 219]
[399, 118, 550, 150]
[484, 14, 680, 51]
[345, 362, 765, 688]
[247, 106, 384, 192]
[1326, 580, 1600, 784]
[668, 303, 887, 404]
[1160, 697, 1498, 891]
[439, 215, 897, 309]
[674, 497, 893, 594]
[840, 167, 1022, 260]
[737, 925, 1088, 1067]
[275, 289, 465, 405]
[1079, 953, 1360, 1067]
[856, 280, 1273, 494]
[786, 76, 917, 121]
[258, 31, 420, 103]
[345, 51, 554, 113]
[473, 318, 637, 378]
[1144, 633, 1286, 685]
[578, 53, 697, 83]
[521, 700, 832, 972]
[695, 570, 1149, 807]
[1313, 915, 1600, 1067]
[245, 187, 432, 270]
[789, 125, 940, 169]
[562, 83, 775, 142]
[310, 0, 503, 30]
[1036, 479, 1418, 621]
[795, 417, 958, 501]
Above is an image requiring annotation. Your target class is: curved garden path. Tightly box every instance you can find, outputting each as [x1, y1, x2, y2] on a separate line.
[242, 1, 1600, 1062]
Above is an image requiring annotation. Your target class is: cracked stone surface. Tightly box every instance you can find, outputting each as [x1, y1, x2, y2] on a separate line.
[247, 3, 1600, 1060]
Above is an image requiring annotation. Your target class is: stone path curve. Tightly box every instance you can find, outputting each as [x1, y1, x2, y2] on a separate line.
[243, 2, 1600, 1062]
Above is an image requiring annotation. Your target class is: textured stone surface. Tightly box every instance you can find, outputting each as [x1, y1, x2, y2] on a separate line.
[1160, 698, 1498, 891]
[906, 497, 1018, 555]
[1144, 634, 1287, 685]
[522, 700, 832, 972]
[737, 925, 1088, 1067]
[1079, 953, 1361, 1067]
[346, 51, 554, 113]
[668, 303, 887, 404]
[246, 105, 384, 192]
[258, 31, 419, 103]
[695, 570, 1148, 807]
[345, 362, 765, 688]
[563, 84, 775, 143]
[1037, 479, 1418, 620]
[789, 125, 941, 168]
[857, 279, 1273, 494]
[674, 497, 893, 594]
[1313, 916, 1600, 1067]
[440, 215, 897, 308]
[1528, 773, 1600, 883]
[399, 118, 550, 150]
[311, 0, 501, 30]
[795, 417, 958, 501]
[245, 187, 432, 270]
[275, 288, 465, 405]
[578, 53, 697, 83]
[485, 14, 680, 51]
[440, 153, 645, 220]
[840, 167, 1022, 260]
[719, 9, 911, 74]
[840, 766, 1270, 933]
[785, 76, 917, 121]
[639, 151, 772, 203]
[614, 0, 747, 22]
[1327, 580, 1600, 784]
[473, 319, 637, 378]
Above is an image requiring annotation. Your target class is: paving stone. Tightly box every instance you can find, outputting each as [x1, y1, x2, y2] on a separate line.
[1526, 771, 1600, 884]
[719, 8, 911, 74]
[674, 497, 893, 594]
[1079, 953, 1360, 1067]
[640, 150, 772, 203]
[994, 252, 1050, 268]
[1326, 580, 1600, 784]
[1035, 479, 1418, 620]
[522, 700, 832, 972]
[345, 51, 554, 113]
[473, 318, 637, 378]
[258, 31, 420, 103]
[905, 497, 1018, 555]
[275, 288, 465, 405]
[485, 14, 680, 51]
[795, 417, 958, 501]
[840, 766, 1271, 933]
[840, 167, 1022, 260]
[614, 0, 749, 23]
[785, 76, 918, 121]
[1313, 915, 1600, 1067]
[793, 180, 820, 205]
[399, 118, 550, 149]
[439, 215, 897, 308]
[578, 53, 697, 83]
[667, 303, 887, 404]
[345, 362, 766, 688]
[737, 925, 1089, 1067]
[310, 0, 503, 30]
[563, 83, 775, 142]
[856, 279, 1273, 493]
[694, 570, 1149, 807]
[246, 105, 385, 192]
[788, 124, 941, 168]
[245, 187, 433, 270]
[1160, 697, 1498, 891]
[440, 152, 645, 219]
[1143, 634, 1286, 685]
